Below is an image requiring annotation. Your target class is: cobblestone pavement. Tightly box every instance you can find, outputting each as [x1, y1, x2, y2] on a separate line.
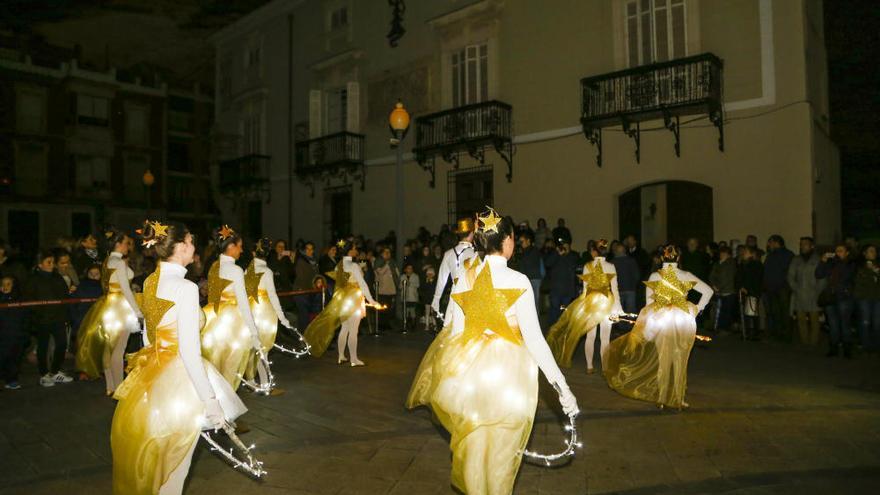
[1, 330, 879, 494]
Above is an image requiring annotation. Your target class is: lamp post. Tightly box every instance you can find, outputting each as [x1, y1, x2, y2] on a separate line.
[389, 100, 410, 265]
[142, 169, 155, 217]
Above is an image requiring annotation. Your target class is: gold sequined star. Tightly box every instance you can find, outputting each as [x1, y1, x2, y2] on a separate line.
[150, 220, 169, 238]
[580, 260, 615, 297]
[477, 207, 502, 233]
[218, 224, 235, 240]
[207, 260, 232, 313]
[326, 261, 350, 287]
[244, 260, 262, 301]
[452, 264, 525, 345]
[100, 258, 116, 294]
[645, 265, 696, 312]
[142, 266, 174, 337]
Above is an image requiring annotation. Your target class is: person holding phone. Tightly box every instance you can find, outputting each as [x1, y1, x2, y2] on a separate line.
[816, 243, 856, 358]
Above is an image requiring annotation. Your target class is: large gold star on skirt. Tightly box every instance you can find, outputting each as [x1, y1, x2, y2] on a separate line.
[580, 260, 615, 297]
[326, 261, 351, 288]
[207, 260, 232, 313]
[645, 265, 696, 312]
[452, 264, 525, 345]
[100, 258, 116, 294]
[142, 266, 174, 336]
[244, 260, 262, 301]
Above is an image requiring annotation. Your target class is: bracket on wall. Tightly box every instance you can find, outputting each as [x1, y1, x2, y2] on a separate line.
[710, 106, 725, 152]
[416, 155, 437, 189]
[494, 139, 514, 182]
[582, 126, 602, 167]
[621, 117, 641, 163]
[663, 111, 681, 157]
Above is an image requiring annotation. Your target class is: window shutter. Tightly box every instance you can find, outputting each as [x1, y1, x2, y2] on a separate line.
[346, 81, 360, 133]
[309, 89, 322, 138]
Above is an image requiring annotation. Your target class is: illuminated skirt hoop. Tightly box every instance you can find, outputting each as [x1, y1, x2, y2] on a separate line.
[111, 326, 246, 495]
[545, 291, 613, 368]
[303, 283, 363, 358]
[245, 291, 278, 379]
[201, 297, 253, 390]
[604, 305, 696, 408]
[76, 287, 140, 378]
[407, 327, 539, 495]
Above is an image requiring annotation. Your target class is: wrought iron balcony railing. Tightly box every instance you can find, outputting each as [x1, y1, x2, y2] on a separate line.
[295, 132, 365, 192]
[218, 154, 270, 198]
[413, 100, 514, 187]
[580, 53, 724, 166]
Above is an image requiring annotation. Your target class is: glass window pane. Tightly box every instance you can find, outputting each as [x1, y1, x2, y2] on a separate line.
[479, 49, 488, 102]
[627, 16, 639, 67]
[655, 8, 668, 62]
[672, 4, 686, 58]
[627, 1, 637, 16]
[452, 61, 460, 107]
[640, 10, 652, 64]
[467, 58, 477, 104]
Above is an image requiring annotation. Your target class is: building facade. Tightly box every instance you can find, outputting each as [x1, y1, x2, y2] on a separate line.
[212, 0, 839, 250]
[0, 36, 218, 256]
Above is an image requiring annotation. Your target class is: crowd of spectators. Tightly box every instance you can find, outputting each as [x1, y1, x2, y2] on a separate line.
[1, 218, 879, 389]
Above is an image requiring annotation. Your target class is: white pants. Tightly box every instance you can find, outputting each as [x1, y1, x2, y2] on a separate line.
[158, 436, 198, 495]
[584, 320, 611, 370]
[338, 310, 364, 363]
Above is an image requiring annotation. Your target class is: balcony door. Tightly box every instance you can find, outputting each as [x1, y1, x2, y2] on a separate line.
[324, 185, 352, 244]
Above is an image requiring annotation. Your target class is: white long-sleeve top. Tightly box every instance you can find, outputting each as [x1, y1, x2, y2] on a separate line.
[219, 254, 259, 339]
[108, 251, 143, 319]
[253, 258, 290, 328]
[156, 262, 216, 403]
[646, 263, 714, 312]
[344, 256, 378, 306]
[431, 241, 477, 313]
[588, 257, 624, 315]
[447, 254, 569, 387]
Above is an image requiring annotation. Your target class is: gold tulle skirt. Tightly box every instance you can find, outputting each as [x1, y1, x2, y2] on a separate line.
[407, 328, 539, 495]
[76, 287, 140, 378]
[111, 326, 246, 495]
[201, 297, 253, 390]
[303, 283, 363, 358]
[546, 291, 613, 368]
[245, 290, 278, 379]
[604, 305, 696, 408]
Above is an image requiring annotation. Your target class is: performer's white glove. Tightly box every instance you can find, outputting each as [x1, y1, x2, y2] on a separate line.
[556, 382, 579, 416]
[203, 398, 226, 430]
[430, 300, 440, 315]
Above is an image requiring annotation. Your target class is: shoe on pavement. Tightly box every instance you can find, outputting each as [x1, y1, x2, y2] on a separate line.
[40, 374, 56, 387]
[53, 371, 74, 384]
[4, 381, 21, 390]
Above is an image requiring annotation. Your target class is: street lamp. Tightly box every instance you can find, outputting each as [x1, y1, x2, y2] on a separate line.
[142, 168, 155, 216]
[389, 101, 410, 264]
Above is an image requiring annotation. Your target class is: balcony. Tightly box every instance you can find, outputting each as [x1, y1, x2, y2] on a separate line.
[413, 100, 514, 187]
[218, 154, 270, 199]
[580, 53, 724, 166]
[295, 131, 365, 192]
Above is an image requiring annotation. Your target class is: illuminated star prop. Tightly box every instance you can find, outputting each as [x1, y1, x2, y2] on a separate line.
[219, 225, 235, 240]
[208, 261, 233, 313]
[645, 265, 696, 312]
[452, 264, 525, 345]
[325, 261, 351, 287]
[244, 260, 262, 301]
[580, 261, 615, 297]
[100, 258, 116, 294]
[477, 207, 502, 234]
[142, 266, 174, 336]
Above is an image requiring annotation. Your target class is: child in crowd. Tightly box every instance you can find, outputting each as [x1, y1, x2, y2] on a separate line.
[69, 264, 103, 354]
[0, 276, 29, 389]
[419, 266, 438, 332]
[23, 251, 74, 387]
[308, 275, 331, 324]
[399, 263, 420, 331]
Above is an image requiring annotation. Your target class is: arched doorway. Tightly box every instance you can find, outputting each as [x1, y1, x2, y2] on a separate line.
[618, 181, 713, 248]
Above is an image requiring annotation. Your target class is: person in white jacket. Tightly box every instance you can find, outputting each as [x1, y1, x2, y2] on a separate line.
[431, 218, 477, 322]
[111, 221, 247, 495]
[408, 208, 578, 494]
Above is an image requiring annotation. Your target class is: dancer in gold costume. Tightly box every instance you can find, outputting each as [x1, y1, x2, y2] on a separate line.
[200, 225, 261, 390]
[407, 208, 578, 495]
[546, 240, 622, 373]
[303, 240, 378, 366]
[76, 227, 144, 394]
[111, 221, 246, 495]
[604, 245, 713, 409]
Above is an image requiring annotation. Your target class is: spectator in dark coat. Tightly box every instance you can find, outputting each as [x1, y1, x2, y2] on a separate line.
[736, 246, 764, 340]
[23, 251, 74, 386]
[816, 243, 857, 358]
[680, 238, 712, 282]
[0, 276, 29, 389]
[551, 218, 573, 246]
[71, 234, 100, 279]
[517, 231, 544, 307]
[854, 244, 880, 353]
[611, 243, 640, 315]
[69, 264, 103, 352]
[543, 240, 580, 326]
[267, 240, 295, 296]
[709, 246, 738, 332]
[292, 242, 319, 331]
[762, 235, 795, 340]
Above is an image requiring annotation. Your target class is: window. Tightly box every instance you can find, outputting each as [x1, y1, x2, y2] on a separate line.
[324, 88, 347, 135]
[452, 43, 489, 107]
[75, 156, 110, 194]
[77, 94, 110, 126]
[125, 105, 148, 145]
[13, 142, 48, 196]
[16, 89, 46, 133]
[625, 0, 686, 67]
[167, 140, 192, 172]
[168, 176, 193, 212]
[329, 6, 348, 30]
[242, 115, 262, 155]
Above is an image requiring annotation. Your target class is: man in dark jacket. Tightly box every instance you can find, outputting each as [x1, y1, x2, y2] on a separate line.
[517, 231, 544, 307]
[611, 243, 640, 314]
[71, 234, 100, 279]
[709, 246, 738, 332]
[0, 276, 29, 389]
[544, 240, 580, 326]
[23, 251, 74, 387]
[551, 218, 573, 246]
[292, 242, 319, 331]
[680, 238, 712, 282]
[763, 235, 795, 340]
[816, 244, 857, 358]
[736, 246, 764, 340]
[623, 234, 652, 309]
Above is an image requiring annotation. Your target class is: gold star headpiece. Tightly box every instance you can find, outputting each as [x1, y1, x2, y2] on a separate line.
[477, 206, 502, 234]
[336, 239, 347, 249]
[104, 230, 114, 239]
[141, 220, 169, 248]
[218, 224, 235, 241]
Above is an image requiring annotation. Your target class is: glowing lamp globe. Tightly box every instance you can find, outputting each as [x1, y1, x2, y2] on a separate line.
[389, 101, 410, 132]
[142, 169, 155, 187]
